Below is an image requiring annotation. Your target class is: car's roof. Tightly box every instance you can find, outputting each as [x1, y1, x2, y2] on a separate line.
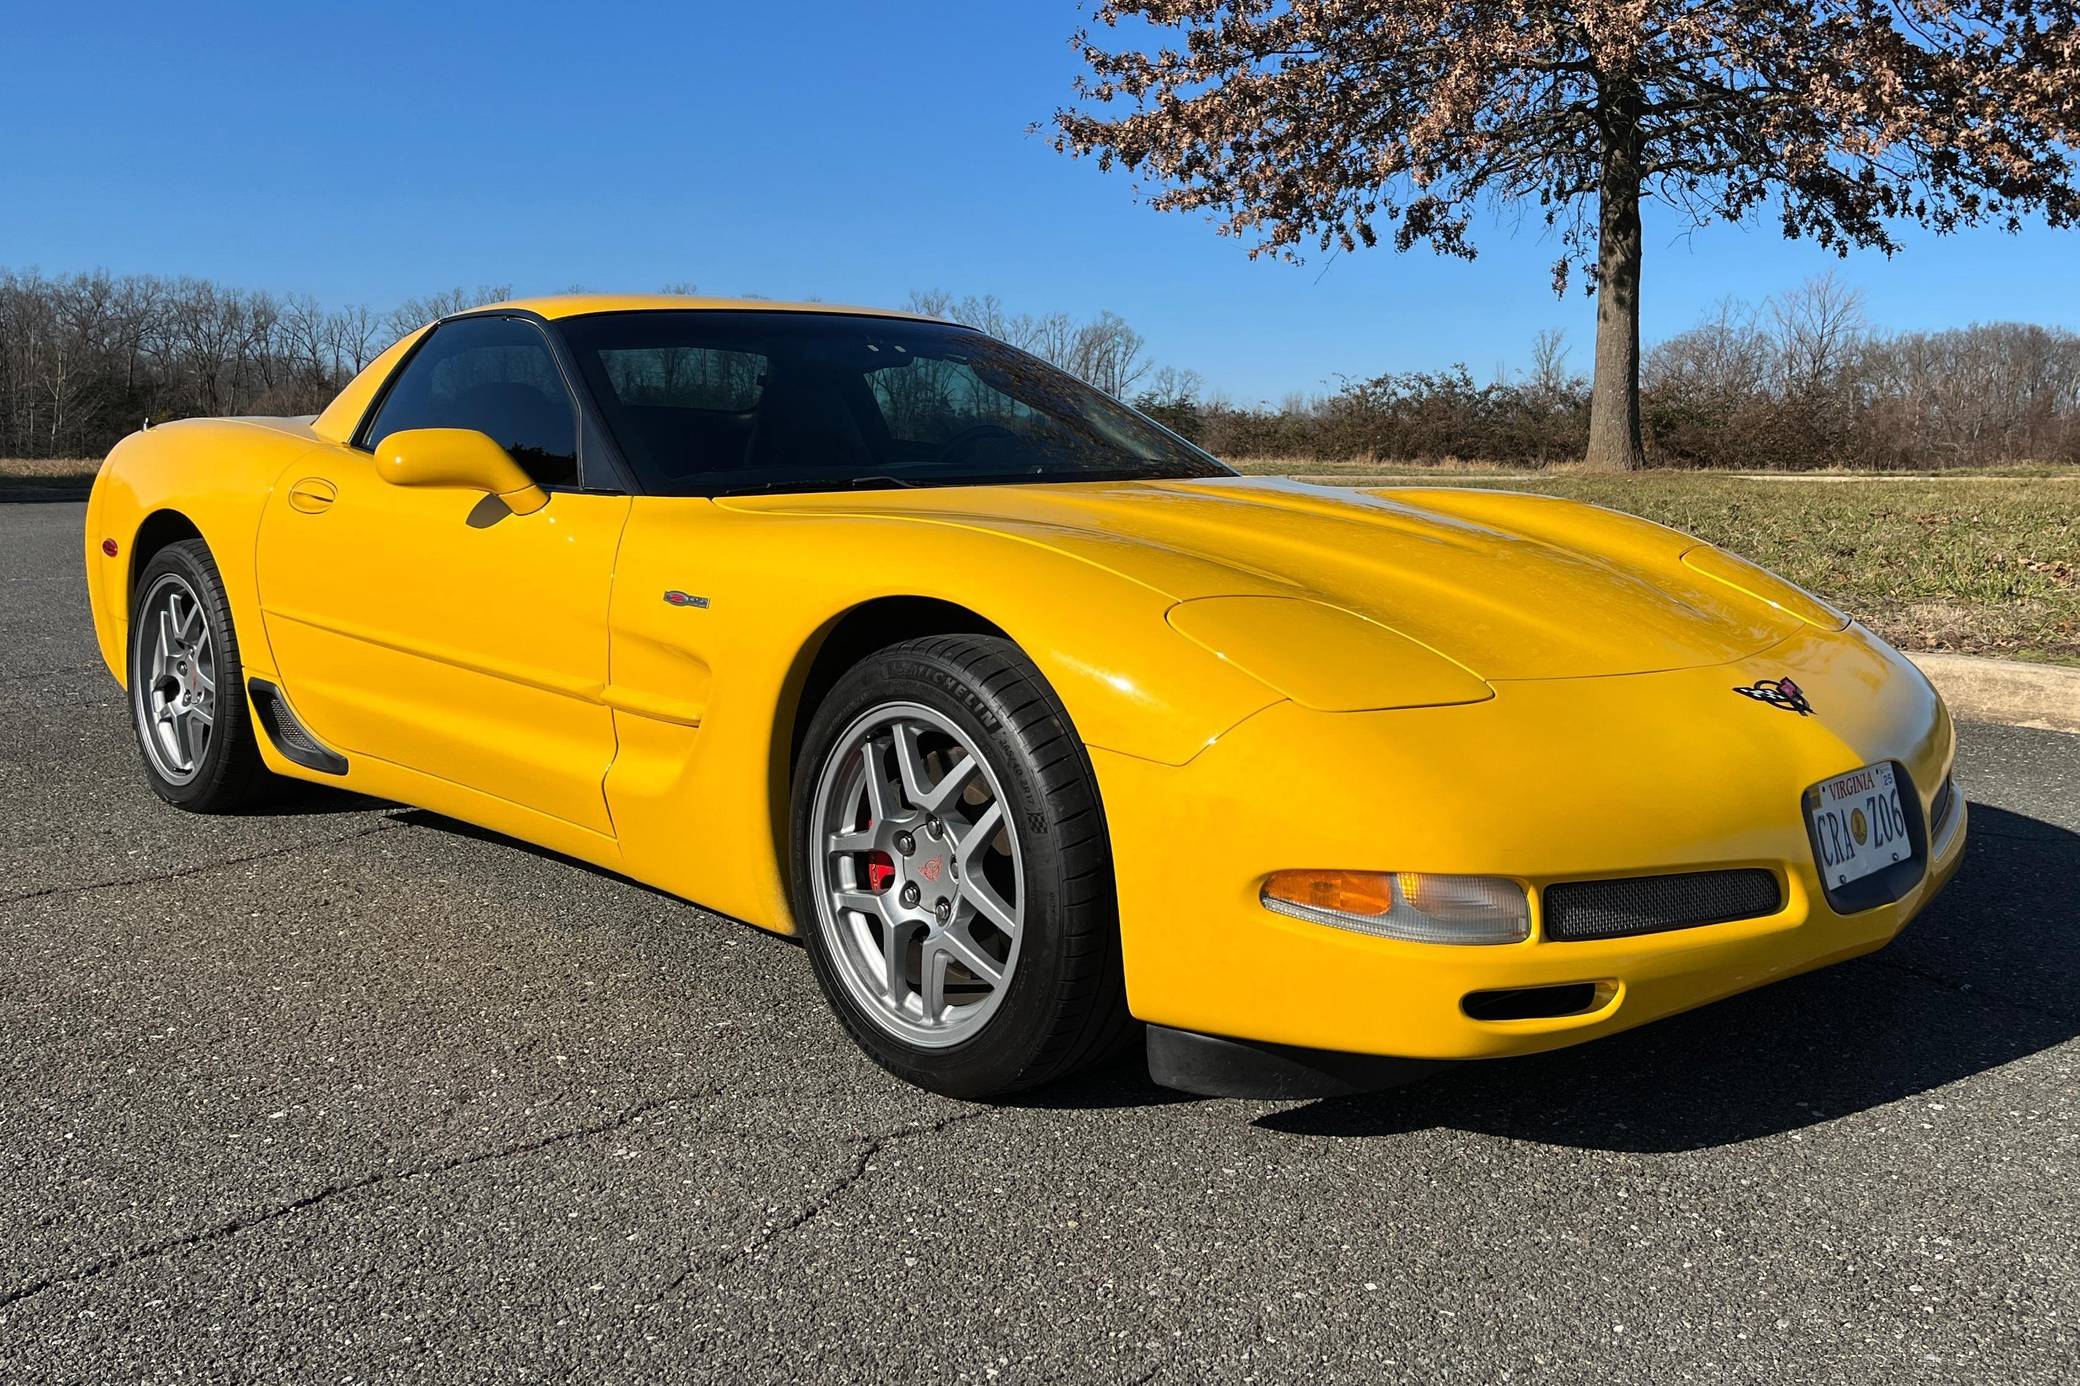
[477, 293, 940, 324]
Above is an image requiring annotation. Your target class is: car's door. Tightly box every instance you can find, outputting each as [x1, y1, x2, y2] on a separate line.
[255, 314, 629, 834]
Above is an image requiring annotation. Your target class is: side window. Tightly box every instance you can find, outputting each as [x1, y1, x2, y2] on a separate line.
[362, 316, 579, 486]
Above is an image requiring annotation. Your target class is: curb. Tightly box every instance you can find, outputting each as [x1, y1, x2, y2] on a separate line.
[1908, 652, 2080, 735]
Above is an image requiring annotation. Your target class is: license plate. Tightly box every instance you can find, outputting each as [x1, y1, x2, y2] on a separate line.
[1807, 762, 1914, 887]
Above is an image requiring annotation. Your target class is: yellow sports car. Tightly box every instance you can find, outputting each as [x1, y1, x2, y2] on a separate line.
[83, 296, 1966, 1099]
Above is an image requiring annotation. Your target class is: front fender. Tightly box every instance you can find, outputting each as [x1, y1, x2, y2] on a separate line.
[86, 420, 320, 690]
[599, 498, 1286, 933]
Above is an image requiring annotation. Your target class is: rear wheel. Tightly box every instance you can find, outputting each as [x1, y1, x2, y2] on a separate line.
[790, 635, 1133, 1097]
[127, 539, 272, 812]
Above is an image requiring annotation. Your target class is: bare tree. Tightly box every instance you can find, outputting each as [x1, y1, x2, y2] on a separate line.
[326, 303, 382, 376]
[1073, 312, 1151, 398]
[386, 284, 514, 338]
[906, 290, 1155, 397]
[1143, 364, 1205, 410]
[1526, 329, 1575, 403]
[1771, 274, 1867, 401]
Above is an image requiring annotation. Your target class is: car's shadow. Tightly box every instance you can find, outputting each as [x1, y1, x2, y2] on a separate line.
[369, 791, 2078, 1146]
[244, 781, 394, 818]
[1235, 803, 2078, 1151]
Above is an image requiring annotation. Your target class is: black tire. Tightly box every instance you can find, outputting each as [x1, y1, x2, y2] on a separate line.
[127, 538, 273, 812]
[789, 635, 1135, 1098]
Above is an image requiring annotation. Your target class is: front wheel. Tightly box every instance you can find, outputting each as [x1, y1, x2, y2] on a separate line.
[127, 538, 272, 811]
[790, 635, 1133, 1098]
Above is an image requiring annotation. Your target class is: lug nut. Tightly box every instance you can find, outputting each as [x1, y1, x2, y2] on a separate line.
[900, 883, 921, 907]
[933, 898, 952, 921]
[893, 831, 915, 856]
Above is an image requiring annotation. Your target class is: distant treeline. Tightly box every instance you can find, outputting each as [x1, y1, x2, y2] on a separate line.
[4, 267, 2076, 469]
[0, 270, 503, 460]
[0, 269, 1161, 461]
[1135, 277, 2080, 469]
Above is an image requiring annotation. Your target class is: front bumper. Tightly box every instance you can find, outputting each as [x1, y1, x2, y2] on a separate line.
[1094, 623, 1966, 1063]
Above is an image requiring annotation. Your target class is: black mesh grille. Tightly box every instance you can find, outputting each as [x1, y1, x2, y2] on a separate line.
[1543, 869, 1782, 942]
[256, 695, 320, 756]
[247, 679, 347, 775]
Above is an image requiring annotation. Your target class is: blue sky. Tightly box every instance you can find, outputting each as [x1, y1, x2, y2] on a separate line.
[5, 1, 2076, 403]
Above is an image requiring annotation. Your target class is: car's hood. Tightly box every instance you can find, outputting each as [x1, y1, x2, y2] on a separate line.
[723, 476, 1805, 680]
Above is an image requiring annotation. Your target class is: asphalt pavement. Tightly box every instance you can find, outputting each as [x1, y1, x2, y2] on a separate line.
[3, 500, 2076, 1384]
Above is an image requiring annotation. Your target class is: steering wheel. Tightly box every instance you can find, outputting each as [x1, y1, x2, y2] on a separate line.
[936, 422, 1019, 465]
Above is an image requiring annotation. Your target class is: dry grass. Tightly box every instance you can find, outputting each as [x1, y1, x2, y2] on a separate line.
[0, 457, 100, 497]
[1229, 456, 2080, 480]
[0, 457, 101, 478]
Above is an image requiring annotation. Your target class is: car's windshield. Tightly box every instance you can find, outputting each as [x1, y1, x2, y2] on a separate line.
[556, 310, 1232, 496]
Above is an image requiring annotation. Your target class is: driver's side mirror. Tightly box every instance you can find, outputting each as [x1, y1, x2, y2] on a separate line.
[372, 428, 548, 516]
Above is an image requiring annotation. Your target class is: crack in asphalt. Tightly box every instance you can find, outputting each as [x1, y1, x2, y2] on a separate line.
[639, 1106, 999, 1311]
[0, 819, 406, 910]
[0, 1090, 728, 1316]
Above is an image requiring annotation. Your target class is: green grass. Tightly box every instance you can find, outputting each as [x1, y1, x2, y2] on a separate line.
[1239, 467, 2080, 665]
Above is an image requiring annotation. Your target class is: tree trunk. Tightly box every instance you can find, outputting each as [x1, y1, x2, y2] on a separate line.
[1586, 87, 1647, 471]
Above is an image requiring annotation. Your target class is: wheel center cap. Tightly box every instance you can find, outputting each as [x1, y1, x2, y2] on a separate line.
[917, 855, 945, 884]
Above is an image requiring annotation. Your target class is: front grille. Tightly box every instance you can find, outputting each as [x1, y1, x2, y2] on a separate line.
[1543, 869, 1782, 942]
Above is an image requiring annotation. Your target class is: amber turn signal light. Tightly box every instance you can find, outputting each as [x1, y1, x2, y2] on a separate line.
[1262, 870, 1530, 945]
[1262, 869, 1395, 917]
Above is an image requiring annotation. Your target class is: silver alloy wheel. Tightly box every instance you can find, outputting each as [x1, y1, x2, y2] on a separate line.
[810, 701, 1025, 1048]
[133, 573, 217, 784]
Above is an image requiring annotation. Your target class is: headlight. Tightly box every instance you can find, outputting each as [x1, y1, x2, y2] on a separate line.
[1261, 870, 1530, 945]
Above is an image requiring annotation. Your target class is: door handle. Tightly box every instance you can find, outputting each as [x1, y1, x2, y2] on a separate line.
[286, 478, 338, 514]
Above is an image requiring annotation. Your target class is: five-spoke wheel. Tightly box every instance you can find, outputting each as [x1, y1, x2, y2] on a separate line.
[126, 539, 269, 810]
[791, 634, 1133, 1097]
[133, 571, 219, 783]
[811, 702, 1024, 1045]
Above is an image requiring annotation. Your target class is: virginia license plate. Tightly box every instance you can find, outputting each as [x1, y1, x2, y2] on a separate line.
[1808, 762, 1913, 887]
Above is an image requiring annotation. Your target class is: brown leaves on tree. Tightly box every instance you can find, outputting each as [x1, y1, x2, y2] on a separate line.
[1052, 0, 2080, 286]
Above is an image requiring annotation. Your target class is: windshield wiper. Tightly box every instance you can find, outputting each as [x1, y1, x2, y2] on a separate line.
[716, 473, 923, 498]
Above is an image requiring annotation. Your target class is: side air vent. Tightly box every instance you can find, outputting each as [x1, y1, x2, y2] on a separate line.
[1544, 869, 1782, 942]
[247, 678, 348, 775]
